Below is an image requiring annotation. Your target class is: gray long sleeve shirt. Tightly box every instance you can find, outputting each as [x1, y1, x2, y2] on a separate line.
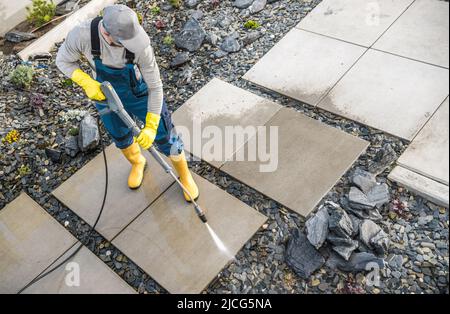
[56, 19, 163, 114]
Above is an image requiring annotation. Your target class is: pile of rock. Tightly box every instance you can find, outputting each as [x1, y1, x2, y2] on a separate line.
[286, 168, 391, 279]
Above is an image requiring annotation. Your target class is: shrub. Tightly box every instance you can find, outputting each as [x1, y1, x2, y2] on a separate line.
[169, 0, 181, 9]
[26, 0, 56, 27]
[18, 164, 31, 177]
[151, 5, 161, 15]
[244, 20, 261, 29]
[2, 130, 20, 144]
[163, 35, 174, 46]
[68, 127, 79, 136]
[9, 65, 34, 89]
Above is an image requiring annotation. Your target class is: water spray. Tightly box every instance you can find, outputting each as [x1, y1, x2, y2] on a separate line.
[99, 81, 207, 223]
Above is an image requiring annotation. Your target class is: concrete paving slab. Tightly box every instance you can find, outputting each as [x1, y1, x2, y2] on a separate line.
[221, 108, 369, 217]
[317, 49, 449, 140]
[22, 245, 136, 294]
[52, 144, 174, 241]
[389, 166, 449, 207]
[113, 173, 267, 294]
[172, 78, 282, 167]
[243, 28, 366, 106]
[296, 0, 414, 47]
[0, 193, 77, 293]
[373, 0, 449, 68]
[398, 97, 449, 185]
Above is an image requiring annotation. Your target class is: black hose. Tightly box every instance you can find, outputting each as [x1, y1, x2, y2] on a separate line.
[17, 116, 109, 294]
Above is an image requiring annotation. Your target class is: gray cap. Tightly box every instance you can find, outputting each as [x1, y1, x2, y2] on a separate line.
[102, 4, 150, 53]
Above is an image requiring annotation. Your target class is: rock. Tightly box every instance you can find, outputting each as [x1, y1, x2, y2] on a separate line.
[285, 229, 325, 279]
[349, 215, 361, 237]
[366, 183, 390, 208]
[368, 143, 397, 174]
[78, 114, 100, 152]
[64, 135, 80, 157]
[5, 31, 37, 43]
[305, 206, 329, 249]
[190, 9, 204, 20]
[220, 36, 241, 53]
[174, 18, 206, 52]
[360, 220, 382, 247]
[327, 235, 359, 261]
[184, 0, 198, 8]
[45, 148, 62, 163]
[233, 0, 254, 9]
[205, 32, 219, 46]
[328, 203, 354, 238]
[348, 187, 377, 210]
[248, 0, 267, 14]
[243, 31, 263, 46]
[170, 52, 190, 68]
[352, 169, 377, 194]
[219, 16, 233, 29]
[371, 231, 390, 255]
[56, 1, 79, 15]
[211, 50, 229, 59]
[337, 252, 385, 272]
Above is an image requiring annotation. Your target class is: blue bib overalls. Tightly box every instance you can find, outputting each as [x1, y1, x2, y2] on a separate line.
[91, 17, 183, 156]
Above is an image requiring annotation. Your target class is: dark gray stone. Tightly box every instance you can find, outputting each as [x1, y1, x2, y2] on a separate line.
[305, 206, 329, 249]
[368, 143, 397, 174]
[360, 219, 382, 247]
[243, 31, 263, 46]
[190, 9, 204, 20]
[175, 18, 206, 52]
[352, 169, 377, 194]
[285, 229, 325, 279]
[328, 203, 354, 238]
[45, 148, 62, 163]
[233, 0, 254, 9]
[327, 235, 359, 261]
[248, 0, 267, 14]
[185, 0, 199, 8]
[64, 135, 80, 157]
[348, 187, 377, 210]
[211, 50, 229, 59]
[220, 36, 241, 53]
[78, 114, 100, 152]
[5, 31, 37, 43]
[170, 52, 190, 68]
[371, 230, 390, 255]
[337, 252, 385, 272]
[366, 183, 390, 208]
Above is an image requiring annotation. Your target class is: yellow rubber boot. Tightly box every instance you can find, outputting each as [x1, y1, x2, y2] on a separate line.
[121, 142, 147, 189]
[170, 151, 199, 202]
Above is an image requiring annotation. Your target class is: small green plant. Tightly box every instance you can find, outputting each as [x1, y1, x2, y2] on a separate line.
[9, 65, 34, 89]
[68, 127, 79, 136]
[26, 0, 56, 27]
[18, 164, 31, 177]
[2, 130, 20, 144]
[169, 0, 181, 9]
[62, 78, 73, 87]
[151, 5, 161, 15]
[244, 20, 261, 29]
[163, 35, 175, 46]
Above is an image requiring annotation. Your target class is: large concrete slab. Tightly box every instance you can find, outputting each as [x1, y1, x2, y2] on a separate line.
[53, 144, 174, 241]
[317, 49, 449, 140]
[172, 78, 282, 167]
[0, 193, 77, 294]
[22, 245, 136, 294]
[373, 0, 449, 68]
[243, 28, 366, 106]
[398, 98, 449, 185]
[221, 108, 369, 217]
[389, 166, 449, 208]
[296, 0, 414, 47]
[113, 173, 267, 294]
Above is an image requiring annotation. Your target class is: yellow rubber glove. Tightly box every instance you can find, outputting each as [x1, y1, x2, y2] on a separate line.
[136, 112, 161, 150]
[71, 69, 106, 101]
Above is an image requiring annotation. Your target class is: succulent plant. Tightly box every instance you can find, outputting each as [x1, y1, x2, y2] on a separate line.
[9, 65, 34, 89]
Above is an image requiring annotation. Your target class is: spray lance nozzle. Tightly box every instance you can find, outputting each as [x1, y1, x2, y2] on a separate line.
[99, 81, 208, 224]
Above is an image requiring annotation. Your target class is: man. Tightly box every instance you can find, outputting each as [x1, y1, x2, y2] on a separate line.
[56, 4, 199, 201]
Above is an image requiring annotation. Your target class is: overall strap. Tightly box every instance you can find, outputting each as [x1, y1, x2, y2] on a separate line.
[90, 16, 102, 60]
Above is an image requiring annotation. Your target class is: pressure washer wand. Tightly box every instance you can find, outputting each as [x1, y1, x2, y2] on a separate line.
[100, 81, 207, 223]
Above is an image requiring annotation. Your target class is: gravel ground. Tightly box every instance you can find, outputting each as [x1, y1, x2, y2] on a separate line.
[0, 0, 448, 294]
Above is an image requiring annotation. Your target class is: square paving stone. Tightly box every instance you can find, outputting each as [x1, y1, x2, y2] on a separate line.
[0, 193, 77, 294]
[172, 78, 282, 167]
[389, 166, 449, 208]
[373, 0, 449, 68]
[22, 245, 136, 294]
[243, 28, 366, 106]
[53, 144, 174, 241]
[397, 97, 449, 185]
[296, 0, 414, 47]
[221, 108, 369, 217]
[112, 173, 267, 294]
[317, 49, 449, 140]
